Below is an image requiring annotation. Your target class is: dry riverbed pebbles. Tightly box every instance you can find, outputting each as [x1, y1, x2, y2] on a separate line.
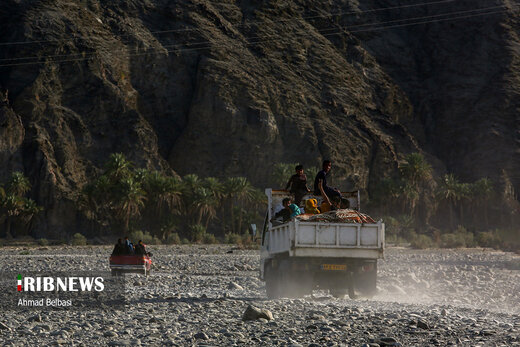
[1, 246, 519, 346]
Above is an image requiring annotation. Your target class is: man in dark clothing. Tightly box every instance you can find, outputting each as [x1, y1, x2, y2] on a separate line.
[285, 165, 311, 206]
[314, 160, 341, 205]
[112, 238, 126, 256]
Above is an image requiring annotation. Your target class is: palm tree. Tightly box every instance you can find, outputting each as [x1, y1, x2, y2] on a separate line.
[471, 178, 494, 228]
[224, 177, 256, 234]
[143, 171, 181, 214]
[193, 187, 218, 227]
[457, 182, 471, 225]
[6, 172, 31, 197]
[437, 174, 461, 229]
[177, 174, 206, 236]
[93, 175, 114, 229]
[305, 166, 320, 185]
[399, 153, 433, 188]
[203, 177, 224, 201]
[2, 195, 24, 237]
[401, 183, 420, 217]
[115, 178, 146, 233]
[21, 199, 43, 236]
[105, 153, 133, 181]
[271, 163, 297, 188]
[202, 177, 224, 229]
[78, 182, 101, 234]
[399, 153, 434, 223]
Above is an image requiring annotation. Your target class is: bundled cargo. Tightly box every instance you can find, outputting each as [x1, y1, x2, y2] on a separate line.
[297, 208, 376, 224]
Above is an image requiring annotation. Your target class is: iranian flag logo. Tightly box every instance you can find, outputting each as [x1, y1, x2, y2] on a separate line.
[17, 274, 22, 292]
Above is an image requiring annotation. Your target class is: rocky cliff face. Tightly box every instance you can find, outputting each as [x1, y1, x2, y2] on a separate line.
[0, 0, 518, 235]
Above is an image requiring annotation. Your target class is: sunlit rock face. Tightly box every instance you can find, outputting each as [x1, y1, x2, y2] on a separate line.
[0, 0, 518, 234]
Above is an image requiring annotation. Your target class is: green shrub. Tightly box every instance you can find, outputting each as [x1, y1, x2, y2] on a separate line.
[165, 232, 181, 245]
[127, 230, 160, 245]
[181, 238, 191, 245]
[495, 228, 520, 252]
[476, 231, 501, 249]
[240, 233, 259, 249]
[383, 215, 416, 241]
[72, 233, 87, 246]
[188, 224, 206, 243]
[440, 226, 475, 248]
[202, 233, 217, 244]
[128, 230, 144, 243]
[142, 232, 155, 245]
[410, 234, 434, 249]
[385, 234, 409, 246]
[38, 238, 49, 246]
[224, 233, 241, 244]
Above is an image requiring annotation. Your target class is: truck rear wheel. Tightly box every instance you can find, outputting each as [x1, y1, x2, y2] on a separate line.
[265, 262, 311, 299]
[355, 263, 377, 297]
[330, 281, 355, 299]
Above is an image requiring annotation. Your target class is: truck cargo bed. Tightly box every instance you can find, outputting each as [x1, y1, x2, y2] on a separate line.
[266, 219, 384, 259]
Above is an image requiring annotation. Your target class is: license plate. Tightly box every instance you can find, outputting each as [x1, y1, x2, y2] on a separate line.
[321, 264, 347, 271]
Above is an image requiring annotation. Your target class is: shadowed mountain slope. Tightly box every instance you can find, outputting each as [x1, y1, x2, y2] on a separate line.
[0, 0, 518, 235]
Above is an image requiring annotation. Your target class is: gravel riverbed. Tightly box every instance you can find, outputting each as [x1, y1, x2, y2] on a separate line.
[0, 245, 519, 346]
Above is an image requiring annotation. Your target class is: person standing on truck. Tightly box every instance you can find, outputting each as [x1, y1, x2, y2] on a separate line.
[285, 164, 311, 206]
[314, 160, 341, 205]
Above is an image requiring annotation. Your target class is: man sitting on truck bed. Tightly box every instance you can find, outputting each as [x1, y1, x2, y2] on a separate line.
[314, 160, 341, 206]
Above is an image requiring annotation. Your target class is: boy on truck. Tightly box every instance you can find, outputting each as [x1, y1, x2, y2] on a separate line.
[272, 197, 301, 224]
[285, 164, 310, 206]
[314, 160, 341, 206]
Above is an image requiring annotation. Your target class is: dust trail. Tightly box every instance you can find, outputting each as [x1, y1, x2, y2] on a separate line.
[372, 248, 520, 315]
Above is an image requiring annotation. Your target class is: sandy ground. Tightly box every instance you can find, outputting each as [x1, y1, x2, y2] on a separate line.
[0, 245, 519, 346]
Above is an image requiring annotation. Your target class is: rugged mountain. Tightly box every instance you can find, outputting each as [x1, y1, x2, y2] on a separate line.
[0, 0, 518, 236]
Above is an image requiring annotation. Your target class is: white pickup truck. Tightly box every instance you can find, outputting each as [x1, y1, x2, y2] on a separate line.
[260, 188, 385, 299]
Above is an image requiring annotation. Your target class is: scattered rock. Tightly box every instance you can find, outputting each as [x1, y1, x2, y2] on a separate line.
[108, 341, 132, 346]
[376, 337, 402, 346]
[194, 332, 209, 340]
[228, 282, 244, 290]
[0, 322, 10, 330]
[417, 320, 430, 329]
[27, 314, 42, 322]
[104, 331, 118, 337]
[242, 305, 274, 321]
[481, 330, 496, 336]
[306, 324, 318, 331]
